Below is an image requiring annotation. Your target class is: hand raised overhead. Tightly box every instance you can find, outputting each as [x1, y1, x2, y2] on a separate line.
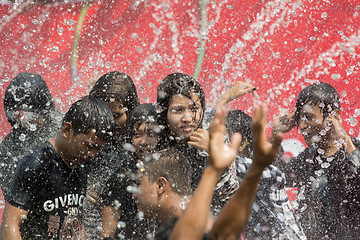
[208, 108, 241, 172]
[253, 104, 283, 169]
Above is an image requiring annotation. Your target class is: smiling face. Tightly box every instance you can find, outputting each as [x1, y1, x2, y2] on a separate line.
[166, 93, 203, 140]
[132, 121, 159, 161]
[297, 103, 327, 146]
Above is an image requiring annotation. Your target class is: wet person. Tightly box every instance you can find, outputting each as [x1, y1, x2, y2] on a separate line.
[0, 96, 115, 240]
[272, 82, 360, 239]
[83, 71, 140, 239]
[156, 73, 239, 214]
[99, 103, 161, 239]
[135, 105, 282, 240]
[0, 72, 61, 200]
[224, 109, 305, 239]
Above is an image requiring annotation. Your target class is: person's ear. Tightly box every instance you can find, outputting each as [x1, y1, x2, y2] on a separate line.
[156, 177, 168, 199]
[62, 122, 74, 139]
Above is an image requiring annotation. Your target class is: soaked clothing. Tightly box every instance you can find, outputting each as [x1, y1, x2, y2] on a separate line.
[175, 142, 240, 214]
[236, 157, 306, 240]
[0, 72, 60, 199]
[278, 139, 360, 239]
[0, 124, 59, 199]
[7, 141, 87, 240]
[82, 143, 132, 239]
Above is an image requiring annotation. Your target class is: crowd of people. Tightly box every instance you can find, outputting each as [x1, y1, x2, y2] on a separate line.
[0, 71, 359, 240]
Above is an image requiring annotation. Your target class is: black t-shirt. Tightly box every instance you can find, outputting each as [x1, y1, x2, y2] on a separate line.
[8, 141, 87, 240]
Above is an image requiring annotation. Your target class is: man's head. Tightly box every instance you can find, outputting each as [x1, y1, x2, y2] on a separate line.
[225, 110, 253, 157]
[294, 82, 340, 146]
[90, 71, 140, 140]
[157, 73, 205, 141]
[134, 149, 192, 220]
[4, 72, 56, 132]
[56, 96, 115, 168]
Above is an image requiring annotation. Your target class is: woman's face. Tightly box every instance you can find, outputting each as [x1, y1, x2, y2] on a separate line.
[132, 121, 159, 161]
[166, 92, 203, 140]
[107, 99, 127, 140]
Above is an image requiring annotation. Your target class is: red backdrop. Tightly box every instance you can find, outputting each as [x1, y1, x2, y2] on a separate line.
[1, 0, 360, 224]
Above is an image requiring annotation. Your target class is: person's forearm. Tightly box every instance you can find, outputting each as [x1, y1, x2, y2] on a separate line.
[210, 163, 265, 240]
[170, 166, 221, 240]
[100, 206, 120, 239]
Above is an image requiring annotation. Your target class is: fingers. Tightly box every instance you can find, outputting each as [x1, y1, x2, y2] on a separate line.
[270, 132, 283, 154]
[229, 132, 242, 153]
[209, 108, 226, 137]
[253, 104, 267, 143]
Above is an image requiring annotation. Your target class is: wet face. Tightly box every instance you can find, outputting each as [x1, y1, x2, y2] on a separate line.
[297, 103, 327, 146]
[133, 173, 158, 219]
[107, 99, 127, 140]
[132, 121, 159, 161]
[64, 129, 107, 168]
[166, 93, 203, 140]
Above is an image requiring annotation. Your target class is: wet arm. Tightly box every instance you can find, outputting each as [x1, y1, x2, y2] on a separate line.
[0, 203, 28, 240]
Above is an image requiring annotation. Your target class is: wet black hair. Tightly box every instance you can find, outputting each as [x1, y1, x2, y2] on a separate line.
[62, 96, 115, 141]
[156, 73, 206, 140]
[126, 103, 165, 147]
[225, 109, 253, 157]
[144, 148, 192, 196]
[294, 82, 340, 126]
[4, 72, 55, 126]
[90, 71, 140, 114]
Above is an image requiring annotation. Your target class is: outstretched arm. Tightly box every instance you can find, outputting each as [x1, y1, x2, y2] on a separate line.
[170, 108, 241, 240]
[215, 81, 258, 110]
[210, 104, 283, 240]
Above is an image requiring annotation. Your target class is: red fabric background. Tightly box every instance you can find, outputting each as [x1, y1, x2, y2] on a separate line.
[1, 0, 360, 220]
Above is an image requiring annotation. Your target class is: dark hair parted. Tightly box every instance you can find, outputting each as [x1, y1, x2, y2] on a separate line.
[62, 96, 115, 141]
[225, 110, 253, 157]
[294, 82, 340, 126]
[90, 71, 140, 113]
[144, 148, 192, 196]
[156, 73, 206, 138]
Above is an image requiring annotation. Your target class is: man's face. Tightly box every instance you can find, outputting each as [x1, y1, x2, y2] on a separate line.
[166, 93, 203, 140]
[133, 173, 159, 219]
[107, 99, 127, 140]
[65, 129, 107, 168]
[132, 121, 159, 161]
[297, 103, 327, 146]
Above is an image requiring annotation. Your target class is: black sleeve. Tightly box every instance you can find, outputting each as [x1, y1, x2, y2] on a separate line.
[7, 156, 43, 211]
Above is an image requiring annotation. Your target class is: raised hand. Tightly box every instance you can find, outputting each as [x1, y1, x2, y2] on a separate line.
[253, 104, 283, 169]
[188, 129, 210, 152]
[272, 112, 296, 134]
[208, 108, 241, 172]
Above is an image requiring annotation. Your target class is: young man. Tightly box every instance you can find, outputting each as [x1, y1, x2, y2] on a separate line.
[134, 105, 286, 240]
[272, 82, 360, 239]
[0, 72, 61, 199]
[0, 96, 115, 240]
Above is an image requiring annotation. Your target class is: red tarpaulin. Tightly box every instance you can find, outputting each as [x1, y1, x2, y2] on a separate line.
[1, 0, 360, 221]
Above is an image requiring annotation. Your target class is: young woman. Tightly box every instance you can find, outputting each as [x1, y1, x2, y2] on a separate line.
[156, 73, 239, 214]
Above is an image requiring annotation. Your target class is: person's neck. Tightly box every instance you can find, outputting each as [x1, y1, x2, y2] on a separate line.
[159, 194, 190, 223]
[49, 136, 74, 168]
[317, 137, 342, 157]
